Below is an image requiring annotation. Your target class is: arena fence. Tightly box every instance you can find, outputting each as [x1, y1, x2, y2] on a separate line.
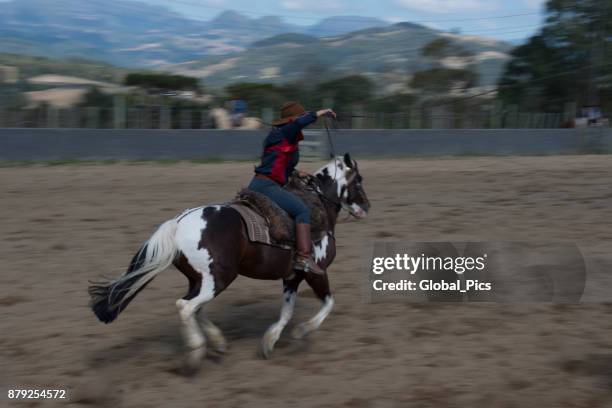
[0, 105, 588, 130]
[0, 128, 610, 161]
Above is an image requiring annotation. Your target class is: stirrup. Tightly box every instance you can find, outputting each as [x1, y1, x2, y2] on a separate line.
[294, 255, 325, 275]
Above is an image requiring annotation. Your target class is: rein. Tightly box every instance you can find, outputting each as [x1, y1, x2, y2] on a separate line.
[295, 171, 360, 220]
[281, 113, 361, 219]
[296, 174, 341, 210]
[323, 115, 338, 159]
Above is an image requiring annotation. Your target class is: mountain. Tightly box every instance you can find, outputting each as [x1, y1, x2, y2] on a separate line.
[304, 16, 389, 37]
[0, 0, 391, 67]
[171, 23, 514, 93]
[0, 0, 513, 92]
[0, 0, 212, 66]
[207, 11, 297, 39]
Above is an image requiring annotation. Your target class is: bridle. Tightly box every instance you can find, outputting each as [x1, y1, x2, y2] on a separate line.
[297, 168, 361, 219]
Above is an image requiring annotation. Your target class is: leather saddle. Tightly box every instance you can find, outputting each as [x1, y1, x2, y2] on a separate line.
[230, 176, 329, 248]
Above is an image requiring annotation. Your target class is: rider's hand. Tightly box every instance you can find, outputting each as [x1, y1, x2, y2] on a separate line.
[316, 108, 337, 119]
[297, 170, 310, 178]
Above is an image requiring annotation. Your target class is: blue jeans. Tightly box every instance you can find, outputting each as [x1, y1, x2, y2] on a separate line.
[248, 177, 310, 224]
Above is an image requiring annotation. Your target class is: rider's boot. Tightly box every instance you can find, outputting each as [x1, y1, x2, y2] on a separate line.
[293, 223, 325, 275]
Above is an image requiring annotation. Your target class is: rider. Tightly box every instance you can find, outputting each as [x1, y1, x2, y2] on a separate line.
[248, 101, 336, 276]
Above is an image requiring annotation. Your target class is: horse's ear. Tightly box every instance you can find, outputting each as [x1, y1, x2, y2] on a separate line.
[343, 153, 352, 168]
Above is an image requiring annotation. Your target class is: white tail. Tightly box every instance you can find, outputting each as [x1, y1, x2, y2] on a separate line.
[89, 218, 179, 323]
[119, 218, 178, 301]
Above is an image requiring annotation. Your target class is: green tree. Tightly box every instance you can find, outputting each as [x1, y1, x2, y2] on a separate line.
[0, 82, 27, 110]
[124, 73, 200, 91]
[498, 0, 612, 113]
[313, 75, 374, 112]
[225, 82, 302, 112]
[79, 86, 114, 108]
[367, 93, 416, 113]
[422, 38, 473, 59]
[409, 39, 479, 96]
[411, 68, 478, 94]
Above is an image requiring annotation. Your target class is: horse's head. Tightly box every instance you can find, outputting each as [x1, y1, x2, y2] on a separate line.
[315, 153, 370, 219]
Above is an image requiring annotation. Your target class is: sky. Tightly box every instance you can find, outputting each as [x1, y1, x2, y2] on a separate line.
[145, 0, 549, 41]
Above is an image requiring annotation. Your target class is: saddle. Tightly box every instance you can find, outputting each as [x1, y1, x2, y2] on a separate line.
[230, 175, 329, 248]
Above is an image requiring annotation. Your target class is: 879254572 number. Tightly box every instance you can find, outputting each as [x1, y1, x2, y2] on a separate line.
[7, 389, 67, 399]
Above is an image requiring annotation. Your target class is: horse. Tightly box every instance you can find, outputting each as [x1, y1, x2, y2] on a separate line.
[209, 107, 261, 129]
[88, 153, 370, 371]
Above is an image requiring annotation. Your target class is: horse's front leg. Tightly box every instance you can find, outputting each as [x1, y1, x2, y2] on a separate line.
[261, 275, 303, 359]
[292, 271, 334, 339]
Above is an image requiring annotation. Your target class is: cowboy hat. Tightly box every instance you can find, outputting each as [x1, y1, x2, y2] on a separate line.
[272, 101, 307, 126]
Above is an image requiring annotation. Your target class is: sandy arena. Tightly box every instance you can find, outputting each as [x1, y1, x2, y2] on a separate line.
[2, 156, 612, 407]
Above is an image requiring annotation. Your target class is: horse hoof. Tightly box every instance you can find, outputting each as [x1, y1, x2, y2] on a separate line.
[260, 333, 277, 359]
[211, 340, 227, 354]
[208, 333, 227, 354]
[183, 347, 205, 374]
[291, 324, 310, 340]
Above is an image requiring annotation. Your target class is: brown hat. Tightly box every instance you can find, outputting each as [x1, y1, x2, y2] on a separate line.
[272, 101, 307, 126]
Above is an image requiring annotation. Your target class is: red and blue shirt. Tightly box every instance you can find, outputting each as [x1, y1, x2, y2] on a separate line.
[255, 111, 317, 185]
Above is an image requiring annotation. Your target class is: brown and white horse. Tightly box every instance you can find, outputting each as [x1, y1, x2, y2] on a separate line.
[89, 153, 370, 370]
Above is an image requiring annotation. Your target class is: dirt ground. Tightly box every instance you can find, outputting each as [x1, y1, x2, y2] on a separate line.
[2, 156, 612, 408]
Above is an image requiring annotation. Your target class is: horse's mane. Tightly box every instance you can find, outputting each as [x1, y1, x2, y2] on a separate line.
[285, 174, 331, 231]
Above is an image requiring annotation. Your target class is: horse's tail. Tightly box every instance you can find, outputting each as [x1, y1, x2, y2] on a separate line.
[88, 218, 179, 323]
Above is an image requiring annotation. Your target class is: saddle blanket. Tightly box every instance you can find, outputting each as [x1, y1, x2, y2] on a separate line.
[230, 203, 292, 249]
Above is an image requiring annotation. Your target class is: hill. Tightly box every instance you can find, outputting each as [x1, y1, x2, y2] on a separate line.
[0, 53, 129, 83]
[170, 23, 514, 92]
[252, 34, 320, 48]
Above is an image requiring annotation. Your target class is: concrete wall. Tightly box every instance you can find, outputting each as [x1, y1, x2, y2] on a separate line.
[0, 128, 611, 161]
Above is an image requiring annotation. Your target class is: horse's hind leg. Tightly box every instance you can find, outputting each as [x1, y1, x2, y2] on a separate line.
[174, 256, 209, 371]
[198, 318, 226, 354]
[261, 275, 303, 359]
[177, 259, 226, 354]
[292, 271, 334, 339]
[174, 253, 235, 372]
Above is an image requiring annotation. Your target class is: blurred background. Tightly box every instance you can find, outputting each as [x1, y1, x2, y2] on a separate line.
[0, 0, 609, 130]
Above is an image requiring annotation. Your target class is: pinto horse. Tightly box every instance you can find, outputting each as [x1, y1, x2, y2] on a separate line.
[89, 153, 370, 370]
